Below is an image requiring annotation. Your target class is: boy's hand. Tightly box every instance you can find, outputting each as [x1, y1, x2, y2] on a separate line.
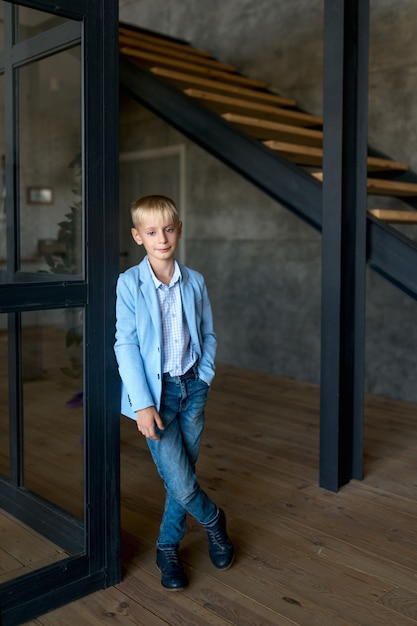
[136, 406, 164, 440]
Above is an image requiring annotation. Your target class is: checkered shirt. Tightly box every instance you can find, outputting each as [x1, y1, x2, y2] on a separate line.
[148, 259, 196, 376]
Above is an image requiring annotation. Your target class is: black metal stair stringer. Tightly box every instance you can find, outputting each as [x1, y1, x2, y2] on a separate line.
[367, 214, 417, 300]
[119, 55, 417, 301]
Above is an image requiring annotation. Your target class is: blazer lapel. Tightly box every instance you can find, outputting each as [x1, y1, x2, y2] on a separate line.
[138, 258, 163, 345]
[180, 265, 198, 347]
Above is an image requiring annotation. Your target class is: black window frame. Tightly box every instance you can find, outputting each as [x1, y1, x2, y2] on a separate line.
[0, 1, 120, 623]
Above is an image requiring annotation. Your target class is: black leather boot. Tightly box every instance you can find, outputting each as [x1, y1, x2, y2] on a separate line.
[205, 508, 235, 569]
[156, 547, 188, 590]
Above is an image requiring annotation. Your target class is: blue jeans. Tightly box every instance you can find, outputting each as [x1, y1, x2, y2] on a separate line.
[147, 368, 218, 548]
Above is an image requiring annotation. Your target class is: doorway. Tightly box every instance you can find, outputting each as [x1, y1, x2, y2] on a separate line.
[119, 145, 186, 271]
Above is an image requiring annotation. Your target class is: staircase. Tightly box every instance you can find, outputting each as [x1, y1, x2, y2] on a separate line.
[118, 23, 417, 298]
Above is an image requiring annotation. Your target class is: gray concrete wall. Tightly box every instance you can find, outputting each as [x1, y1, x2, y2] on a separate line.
[119, 0, 417, 403]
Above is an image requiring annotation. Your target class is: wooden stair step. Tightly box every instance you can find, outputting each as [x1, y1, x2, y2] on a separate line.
[265, 141, 409, 172]
[223, 113, 323, 146]
[368, 209, 417, 223]
[119, 35, 237, 73]
[120, 26, 413, 195]
[150, 67, 296, 106]
[312, 172, 417, 196]
[185, 88, 322, 127]
[367, 156, 408, 173]
[264, 141, 323, 166]
[119, 26, 212, 58]
[120, 47, 266, 89]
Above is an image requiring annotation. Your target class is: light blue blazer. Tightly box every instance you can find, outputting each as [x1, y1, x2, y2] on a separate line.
[114, 256, 217, 420]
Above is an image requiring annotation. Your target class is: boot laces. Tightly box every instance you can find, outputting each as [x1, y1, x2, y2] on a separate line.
[207, 526, 225, 548]
[163, 547, 181, 564]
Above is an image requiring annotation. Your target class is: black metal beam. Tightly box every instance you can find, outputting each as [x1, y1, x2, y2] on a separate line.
[320, 0, 369, 491]
[367, 215, 417, 299]
[12, 0, 86, 19]
[0, 480, 84, 554]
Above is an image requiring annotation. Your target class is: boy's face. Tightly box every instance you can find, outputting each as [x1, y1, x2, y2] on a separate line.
[131, 211, 182, 264]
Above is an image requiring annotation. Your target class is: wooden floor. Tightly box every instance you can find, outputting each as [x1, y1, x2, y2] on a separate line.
[16, 362, 417, 625]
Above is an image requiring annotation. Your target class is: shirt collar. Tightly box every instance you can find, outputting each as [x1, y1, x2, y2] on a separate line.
[147, 257, 181, 289]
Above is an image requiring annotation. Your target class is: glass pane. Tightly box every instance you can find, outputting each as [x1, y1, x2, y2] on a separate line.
[0, 73, 4, 264]
[18, 5, 69, 42]
[19, 47, 82, 276]
[0, 2, 4, 51]
[22, 308, 84, 519]
[0, 313, 9, 477]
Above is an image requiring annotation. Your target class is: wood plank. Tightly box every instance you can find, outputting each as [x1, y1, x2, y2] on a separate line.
[261, 490, 417, 573]
[126, 550, 296, 626]
[222, 112, 323, 146]
[264, 140, 324, 165]
[378, 588, 417, 622]
[270, 509, 417, 596]
[184, 88, 322, 127]
[121, 566, 241, 626]
[265, 141, 410, 172]
[361, 454, 417, 500]
[0, 509, 67, 584]
[312, 171, 417, 196]
[120, 47, 266, 89]
[119, 35, 236, 72]
[118, 26, 211, 58]
[177, 533, 347, 626]
[149, 67, 296, 106]
[366, 177, 417, 196]
[368, 209, 417, 223]
[29, 585, 168, 626]
[367, 156, 408, 173]
[233, 507, 417, 626]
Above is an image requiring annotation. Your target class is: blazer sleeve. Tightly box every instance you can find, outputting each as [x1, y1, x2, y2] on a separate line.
[114, 272, 156, 414]
[196, 278, 217, 386]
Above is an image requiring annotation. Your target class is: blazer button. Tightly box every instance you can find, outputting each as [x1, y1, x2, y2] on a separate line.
[157, 374, 160, 379]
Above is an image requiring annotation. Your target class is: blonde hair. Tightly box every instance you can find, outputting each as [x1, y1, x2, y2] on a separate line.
[130, 195, 179, 229]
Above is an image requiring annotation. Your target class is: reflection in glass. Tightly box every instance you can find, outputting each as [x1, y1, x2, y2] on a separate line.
[0, 314, 9, 477]
[19, 47, 82, 276]
[18, 5, 69, 42]
[0, 2, 4, 50]
[0, 73, 4, 264]
[22, 308, 84, 519]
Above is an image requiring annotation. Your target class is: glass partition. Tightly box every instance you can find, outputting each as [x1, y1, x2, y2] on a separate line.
[22, 308, 84, 519]
[0, 0, 85, 586]
[18, 48, 82, 276]
[18, 5, 69, 41]
[0, 74, 4, 265]
[0, 2, 4, 50]
[0, 0, 120, 618]
[0, 314, 8, 478]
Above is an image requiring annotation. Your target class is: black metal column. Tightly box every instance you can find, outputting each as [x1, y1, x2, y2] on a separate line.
[320, 0, 369, 490]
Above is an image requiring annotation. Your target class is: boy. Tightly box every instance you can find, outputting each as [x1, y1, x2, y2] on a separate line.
[114, 195, 234, 591]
